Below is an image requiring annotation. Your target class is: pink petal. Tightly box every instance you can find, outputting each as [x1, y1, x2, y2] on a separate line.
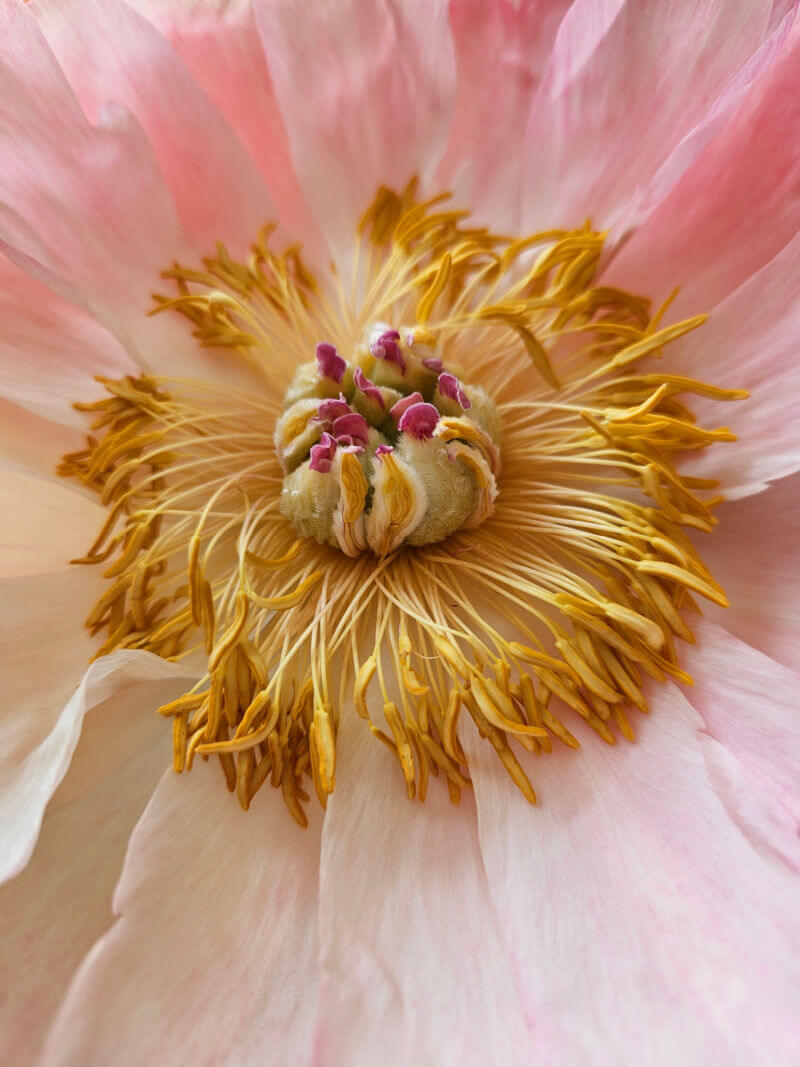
[0, 675, 189, 1065]
[699, 473, 800, 669]
[254, 0, 456, 256]
[0, 2, 179, 326]
[439, 0, 572, 229]
[681, 618, 800, 844]
[0, 468, 106, 577]
[0, 398, 87, 479]
[0, 562, 194, 885]
[521, 0, 796, 234]
[41, 766, 322, 1066]
[124, 0, 318, 248]
[0, 568, 100, 884]
[0, 252, 133, 429]
[612, 14, 795, 245]
[35, 0, 275, 255]
[462, 683, 800, 1064]
[0, 1, 245, 385]
[313, 713, 531, 1066]
[608, 21, 800, 316]
[660, 226, 800, 495]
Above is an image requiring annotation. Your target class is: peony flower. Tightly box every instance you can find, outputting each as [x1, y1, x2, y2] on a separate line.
[2, 0, 800, 1064]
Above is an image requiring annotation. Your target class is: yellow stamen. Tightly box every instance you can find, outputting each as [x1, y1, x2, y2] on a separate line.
[62, 184, 743, 821]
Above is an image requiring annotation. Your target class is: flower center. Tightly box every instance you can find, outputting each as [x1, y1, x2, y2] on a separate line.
[276, 328, 501, 555]
[61, 183, 745, 824]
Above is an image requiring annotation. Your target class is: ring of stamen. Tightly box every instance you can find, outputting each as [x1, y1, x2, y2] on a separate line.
[61, 182, 744, 823]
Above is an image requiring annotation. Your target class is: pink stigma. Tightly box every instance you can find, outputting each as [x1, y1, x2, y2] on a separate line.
[398, 402, 439, 440]
[422, 357, 444, 372]
[316, 396, 352, 424]
[332, 412, 370, 447]
[354, 366, 385, 407]
[316, 342, 346, 383]
[370, 329, 406, 373]
[309, 431, 337, 473]
[390, 392, 424, 420]
[438, 372, 472, 410]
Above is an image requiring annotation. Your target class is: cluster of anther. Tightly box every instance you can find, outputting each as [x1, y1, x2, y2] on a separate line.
[276, 325, 502, 555]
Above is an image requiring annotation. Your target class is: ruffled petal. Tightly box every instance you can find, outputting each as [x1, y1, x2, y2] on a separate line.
[462, 683, 800, 1065]
[0, 676, 188, 1065]
[522, 0, 796, 233]
[313, 713, 531, 1066]
[124, 0, 318, 248]
[607, 20, 800, 315]
[254, 0, 456, 256]
[657, 227, 800, 495]
[681, 618, 800, 848]
[0, 564, 193, 884]
[40, 766, 322, 1066]
[34, 0, 275, 255]
[698, 474, 800, 668]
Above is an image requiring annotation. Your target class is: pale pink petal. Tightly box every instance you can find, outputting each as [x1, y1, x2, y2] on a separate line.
[0, 398, 87, 479]
[0, 252, 133, 429]
[522, 0, 796, 234]
[313, 713, 531, 1066]
[462, 684, 800, 1065]
[0, 468, 106, 577]
[438, 0, 572, 229]
[612, 14, 795, 243]
[658, 227, 800, 495]
[0, 676, 189, 1065]
[41, 766, 321, 1067]
[0, 562, 193, 883]
[255, 0, 456, 256]
[699, 474, 800, 669]
[607, 21, 800, 316]
[0, 251, 122, 479]
[0, 1, 244, 385]
[35, 0, 276, 256]
[124, 0, 319, 249]
[0, 568, 99, 883]
[680, 619, 800, 842]
[0, 2, 181, 332]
